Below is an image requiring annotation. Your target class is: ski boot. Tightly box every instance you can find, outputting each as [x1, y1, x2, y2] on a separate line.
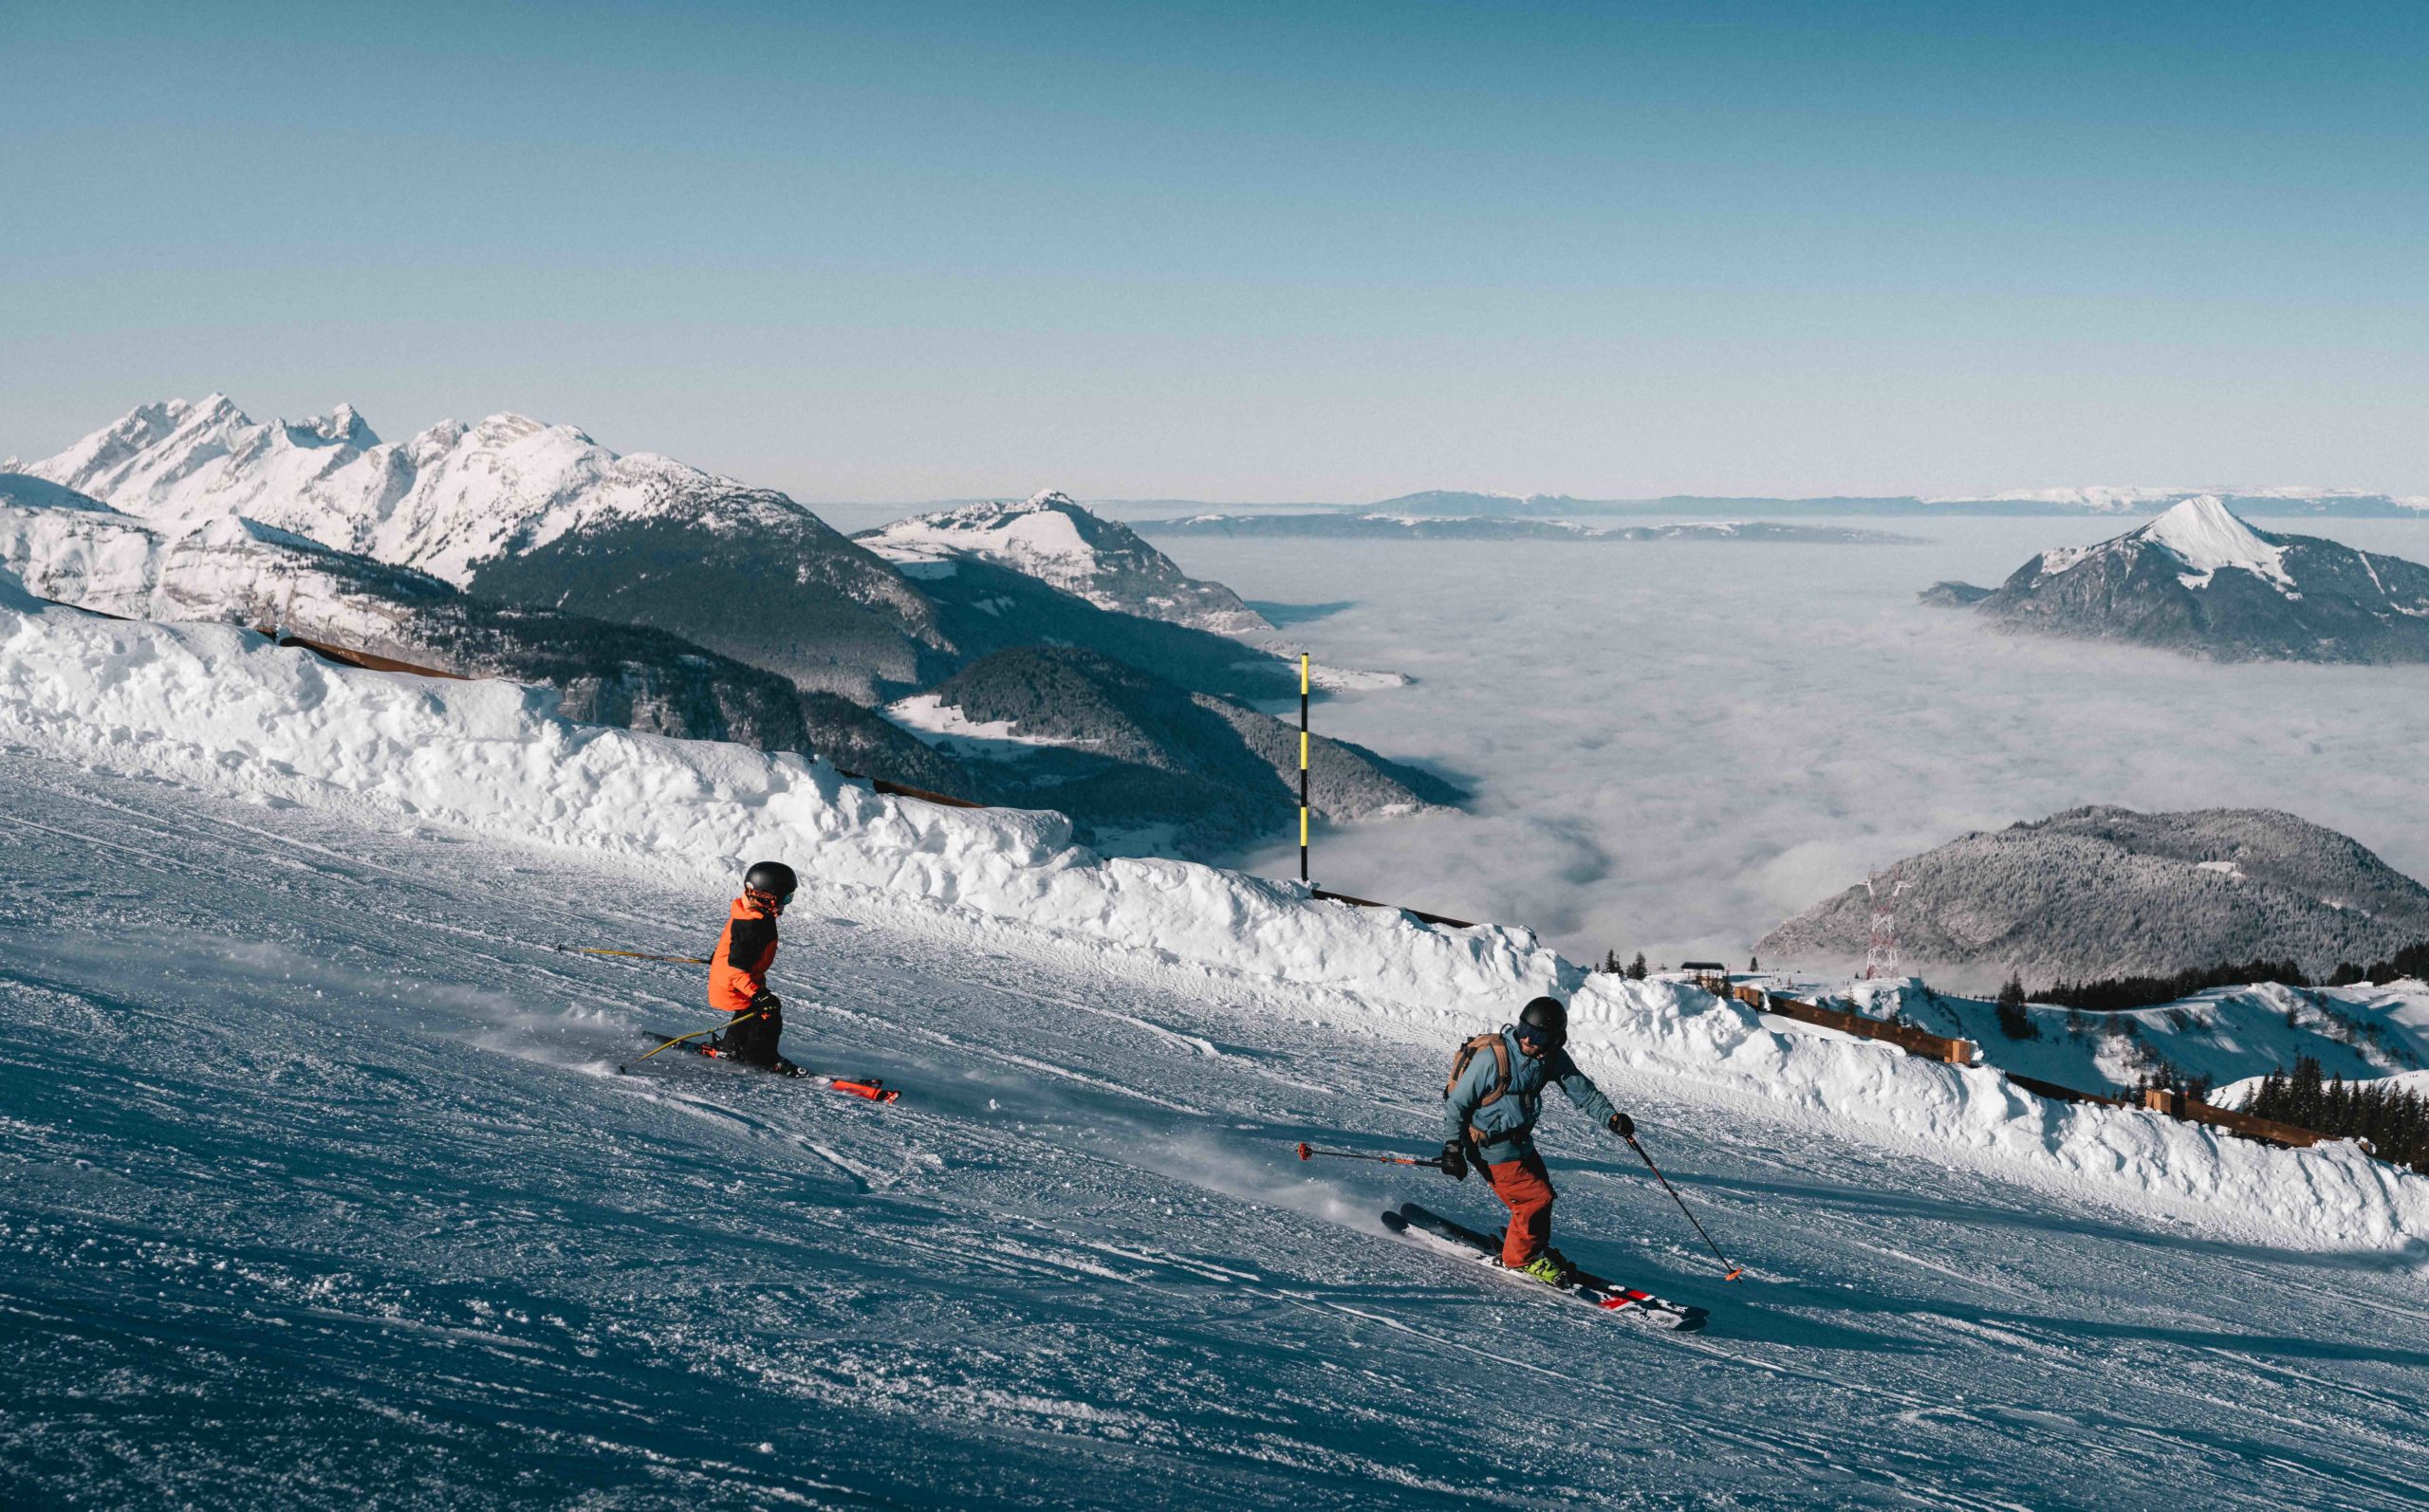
[1514, 1247, 1578, 1287]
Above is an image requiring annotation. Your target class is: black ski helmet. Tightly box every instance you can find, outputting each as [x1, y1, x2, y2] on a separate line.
[742, 860, 798, 902]
[1516, 995, 1568, 1048]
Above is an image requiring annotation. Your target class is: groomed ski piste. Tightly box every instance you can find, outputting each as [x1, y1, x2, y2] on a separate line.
[5, 572, 2429, 1509]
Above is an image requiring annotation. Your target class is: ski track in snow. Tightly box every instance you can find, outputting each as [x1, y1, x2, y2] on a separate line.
[6, 751, 2429, 1508]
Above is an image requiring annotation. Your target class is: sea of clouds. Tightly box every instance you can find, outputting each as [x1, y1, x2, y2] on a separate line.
[1103, 515, 2429, 972]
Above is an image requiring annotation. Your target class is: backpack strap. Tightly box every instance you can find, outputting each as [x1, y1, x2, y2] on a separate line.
[1444, 1030, 1530, 1151]
[1445, 1031, 1518, 1149]
[1444, 1032, 1510, 1102]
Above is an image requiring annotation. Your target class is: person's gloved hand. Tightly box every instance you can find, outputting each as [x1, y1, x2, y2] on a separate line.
[749, 988, 783, 1016]
[1607, 1111, 1636, 1139]
[1438, 1140, 1469, 1182]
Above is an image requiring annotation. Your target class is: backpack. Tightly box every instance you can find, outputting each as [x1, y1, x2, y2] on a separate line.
[1444, 1031, 1524, 1149]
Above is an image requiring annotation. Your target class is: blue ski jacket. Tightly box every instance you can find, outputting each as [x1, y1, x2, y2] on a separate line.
[1441, 1025, 1623, 1162]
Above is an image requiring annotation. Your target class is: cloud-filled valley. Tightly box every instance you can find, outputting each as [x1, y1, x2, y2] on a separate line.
[1136, 517, 2429, 972]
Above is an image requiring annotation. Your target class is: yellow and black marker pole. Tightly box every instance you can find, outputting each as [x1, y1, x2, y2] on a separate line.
[1299, 653, 1310, 883]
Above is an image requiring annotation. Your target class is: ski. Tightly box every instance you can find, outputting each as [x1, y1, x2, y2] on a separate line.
[624, 1029, 900, 1102]
[1384, 1202, 1707, 1332]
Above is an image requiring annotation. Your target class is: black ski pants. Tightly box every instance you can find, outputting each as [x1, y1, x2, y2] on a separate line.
[717, 995, 784, 1065]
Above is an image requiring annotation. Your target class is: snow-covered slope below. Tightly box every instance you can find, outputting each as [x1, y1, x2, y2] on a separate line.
[3, 568, 2422, 1251]
[9, 728, 2429, 1506]
[859, 491, 1272, 636]
[1812, 975, 2429, 1097]
[11, 567, 2429, 1503]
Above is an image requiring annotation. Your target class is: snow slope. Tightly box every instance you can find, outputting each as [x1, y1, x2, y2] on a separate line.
[1809, 975, 2429, 1097]
[2, 568, 2421, 1244]
[8, 573, 2429, 1504]
[2135, 495, 2295, 590]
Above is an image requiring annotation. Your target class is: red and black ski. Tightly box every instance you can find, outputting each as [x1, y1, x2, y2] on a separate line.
[1384, 1202, 1707, 1331]
[626, 1029, 900, 1102]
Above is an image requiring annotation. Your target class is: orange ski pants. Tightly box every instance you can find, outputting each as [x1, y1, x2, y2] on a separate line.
[1484, 1150, 1556, 1267]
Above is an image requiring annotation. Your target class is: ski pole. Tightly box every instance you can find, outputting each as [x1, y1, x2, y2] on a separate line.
[632, 1012, 758, 1065]
[1626, 1135, 1744, 1282]
[558, 944, 713, 966]
[1294, 1141, 1447, 1169]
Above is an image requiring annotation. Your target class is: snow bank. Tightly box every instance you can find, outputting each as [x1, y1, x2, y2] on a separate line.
[1560, 974, 2429, 1248]
[4, 580, 2421, 1248]
[0, 581, 1562, 1012]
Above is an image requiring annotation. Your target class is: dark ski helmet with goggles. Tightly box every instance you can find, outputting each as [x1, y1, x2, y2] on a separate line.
[742, 860, 798, 910]
[1514, 995, 1568, 1054]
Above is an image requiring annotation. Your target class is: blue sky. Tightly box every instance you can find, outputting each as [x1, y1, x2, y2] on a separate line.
[5, 1, 2425, 500]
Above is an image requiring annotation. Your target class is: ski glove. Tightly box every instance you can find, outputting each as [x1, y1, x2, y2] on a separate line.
[1607, 1112, 1636, 1139]
[749, 988, 783, 1013]
[1438, 1140, 1469, 1182]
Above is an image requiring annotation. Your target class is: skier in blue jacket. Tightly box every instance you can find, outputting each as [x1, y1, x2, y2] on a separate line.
[1439, 996, 1635, 1284]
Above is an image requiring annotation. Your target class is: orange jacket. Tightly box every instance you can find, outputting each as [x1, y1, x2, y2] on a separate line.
[709, 895, 780, 1013]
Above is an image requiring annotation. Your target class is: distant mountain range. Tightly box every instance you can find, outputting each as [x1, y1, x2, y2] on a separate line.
[970, 487, 2429, 520]
[1349, 489, 2429, 519]
[1139, 513, 1914, 544]
[1924, 496, 2429, 663]
[1757, 806, 2429, 983]
[9, 397, 1448, 857]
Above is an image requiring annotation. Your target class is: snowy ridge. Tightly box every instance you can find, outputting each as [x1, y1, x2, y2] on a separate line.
[1, 479, 437, 651]
[2, 572, 2422, 1247]
[858, 491, 1271, 636]
[2134, 495, 2294, 590]
[24, 396, 813, 584]
[2028, 498, 2293, 592]
[1932, 484, 2429, 512]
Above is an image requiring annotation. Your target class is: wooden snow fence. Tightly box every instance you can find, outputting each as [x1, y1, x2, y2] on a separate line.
[2006, 1076, 2336, 1152]
[1715, 980, 1979, 1066]
[2136, 1086, 2333, 1151]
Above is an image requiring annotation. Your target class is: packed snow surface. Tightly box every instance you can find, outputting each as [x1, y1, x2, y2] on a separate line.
[8, 569, 2429, 1505]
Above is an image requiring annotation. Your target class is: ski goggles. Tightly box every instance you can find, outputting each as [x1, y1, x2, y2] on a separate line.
[1513, 1023, 1561, 1053]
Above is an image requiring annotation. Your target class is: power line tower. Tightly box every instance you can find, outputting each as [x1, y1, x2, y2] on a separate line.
[1863, 869, 1908, 981]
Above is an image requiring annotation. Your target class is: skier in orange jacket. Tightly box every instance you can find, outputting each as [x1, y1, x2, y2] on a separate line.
[708, 860, 797, 1068]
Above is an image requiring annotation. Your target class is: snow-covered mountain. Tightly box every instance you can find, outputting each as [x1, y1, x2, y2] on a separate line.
[0, 473, 965, 787]
[28, 395, 809, 581]
[1932, 496, 2429, 663]
[856, 491, 1271, 636]
[26, 396, 946, 699]
[1757, 805, 2429, 985]
[1927, 485, 2429, 516]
